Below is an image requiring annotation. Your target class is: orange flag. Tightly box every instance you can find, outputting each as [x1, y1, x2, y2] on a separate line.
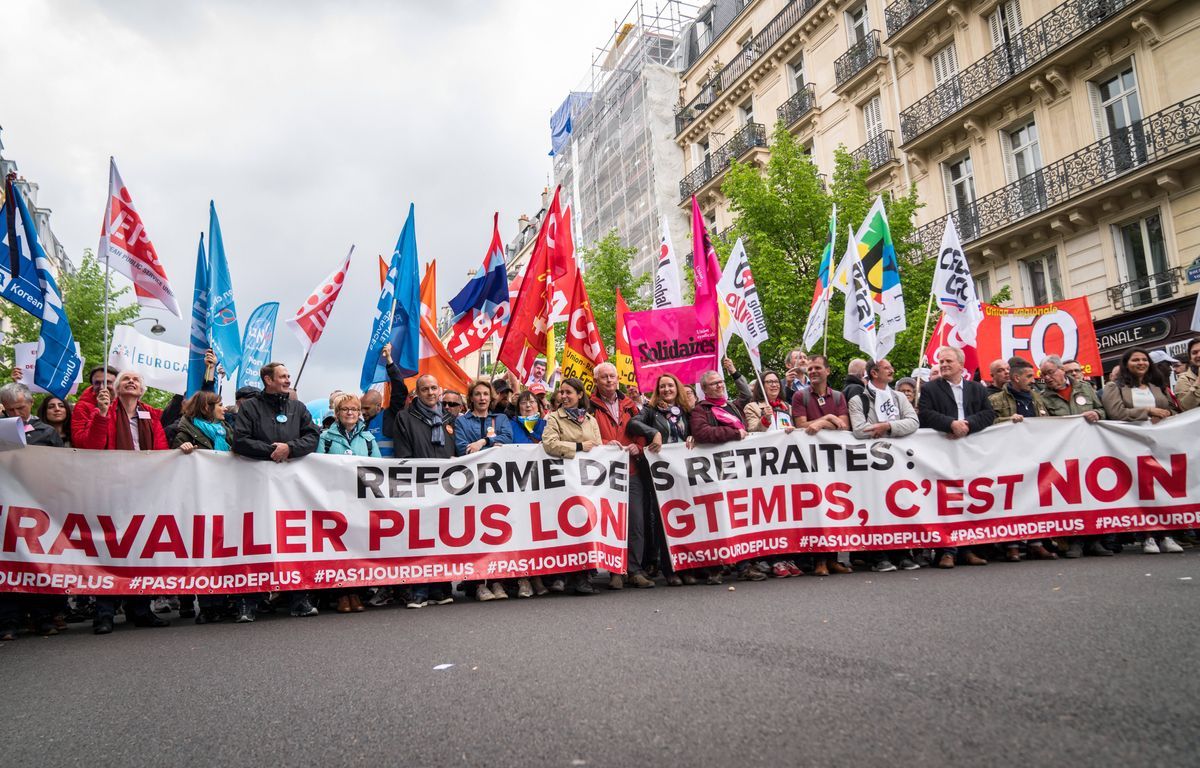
[614, 289, 637, 389]
[404, 261, 473, 395]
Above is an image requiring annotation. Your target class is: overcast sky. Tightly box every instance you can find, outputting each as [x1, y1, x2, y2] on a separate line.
[2, 0, 638, 400]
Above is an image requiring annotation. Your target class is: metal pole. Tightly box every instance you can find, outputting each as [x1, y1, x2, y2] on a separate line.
[291, 349, 312, 392]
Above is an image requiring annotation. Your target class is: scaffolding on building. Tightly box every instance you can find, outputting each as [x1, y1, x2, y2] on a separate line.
[551, 0, 699, 285]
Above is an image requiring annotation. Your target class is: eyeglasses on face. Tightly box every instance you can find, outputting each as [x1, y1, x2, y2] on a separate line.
[441, 401, 463, 408]
[337, 407, 361, 413]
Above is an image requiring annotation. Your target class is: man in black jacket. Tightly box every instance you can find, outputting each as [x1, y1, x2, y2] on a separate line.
[233, 362, 320, 617]
[919, 345, 996, 568]
[382, 345, 455, 607]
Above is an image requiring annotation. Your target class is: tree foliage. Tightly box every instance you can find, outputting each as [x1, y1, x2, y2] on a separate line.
[0, 250, 173, 407]
[719, 120, 932, 378]
[579, 230, 651, 356]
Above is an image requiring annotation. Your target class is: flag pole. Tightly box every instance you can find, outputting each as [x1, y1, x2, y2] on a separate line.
[292, 348, 312, 392]
[917, 291, 936, 368]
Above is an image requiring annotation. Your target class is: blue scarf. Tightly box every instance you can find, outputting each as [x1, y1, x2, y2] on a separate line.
[193, 417, 230, 452]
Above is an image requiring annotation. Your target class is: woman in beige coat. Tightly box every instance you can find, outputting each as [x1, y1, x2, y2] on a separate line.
[540, 377, 602, 594]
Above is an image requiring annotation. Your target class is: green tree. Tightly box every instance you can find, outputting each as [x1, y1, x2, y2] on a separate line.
[580, 230, 651, 355]
[0, 250, 168, 404]
[720, 120, 931, 376]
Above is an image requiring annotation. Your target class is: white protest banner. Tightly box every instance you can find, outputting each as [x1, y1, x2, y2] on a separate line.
[14, 342, 83, 396]
[0, 445, 628, 595]
[718, 238, 768, 371]
[646, 412, 1200, 570]
[107, 324, 190, 394]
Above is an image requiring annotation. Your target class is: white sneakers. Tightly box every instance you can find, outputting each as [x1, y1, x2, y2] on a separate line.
[1143, 536, 1184, 554]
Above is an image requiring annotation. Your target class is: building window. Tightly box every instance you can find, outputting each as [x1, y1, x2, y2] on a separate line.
[739, 97, 755, 126]
[845, 3, 869, 46]
[1001, 118, 1046, 215]
[1115, 211, 1171, 308]
[1090, 64, 1145, 171]
[1021, 250, 1063, 306]
[693, 139, 710, 167]
[697, 11, 714, 50]
[863, 95, 883, 139]
[942, 154, 978, 237]
[788, 54, 806, 94]
[931, 42, 962, 114]
[987, 0, 1023, 50]
[975, 273, 992, 303]
[738, 30, 758, 65]
[479, 350, 492, 374]
[703, 211, 717, 232]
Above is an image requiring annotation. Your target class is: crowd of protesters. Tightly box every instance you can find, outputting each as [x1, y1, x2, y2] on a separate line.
[1, 336, 1198, 641]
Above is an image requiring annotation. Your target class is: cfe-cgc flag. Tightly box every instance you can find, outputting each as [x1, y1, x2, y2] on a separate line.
[186, 234, 210, 396]
[98, 158, 181, 317]
[931, 215, 983, 346]
[10, 184, 81, 399]
[855, 197, 905, 359]
[614, 289, 637, 389]
[238, 302, 280, 390]
[446, 213, 510, 360]
[717, 238, 768, 372]
[286, 246, 354, 353]
[842, 225, 877, 360]
[206, 203, 241, 378]
[803, 205, 836, 352]
[653, 212, 683, 309]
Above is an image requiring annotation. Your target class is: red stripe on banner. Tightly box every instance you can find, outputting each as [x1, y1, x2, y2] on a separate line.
[665, 505, 1200, 569]
[0, 543, 627, 596]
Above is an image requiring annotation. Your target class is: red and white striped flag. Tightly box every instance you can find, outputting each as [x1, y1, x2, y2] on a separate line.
[98, 158, 181, 317]
[286, 246, 354, 353]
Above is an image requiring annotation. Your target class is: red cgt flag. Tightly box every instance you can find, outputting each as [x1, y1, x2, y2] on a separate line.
[614, 289, 637, 389]
[287, 246, 354, 353]
[558, 267, 607, 392]
[98, 158, 181, 317]
[924, 311, 980, 379]
[498, 188, 562, 380]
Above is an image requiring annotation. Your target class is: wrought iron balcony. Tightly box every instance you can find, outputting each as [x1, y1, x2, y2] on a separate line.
[1108, 268, 1183, 311]
[679, 122, 769, 200]
[835, 31, 882, 89]
[676, 0, 819, 135]
[885, 0, 939, 39]
[777, 84, 817, 127]
[850, 130, 897, 173]
[900, 0, 1137, 145]
[912, 95, 1200, 260]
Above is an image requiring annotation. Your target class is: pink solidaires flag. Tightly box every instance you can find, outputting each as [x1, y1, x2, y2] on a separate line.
[286, 246, 354, 353]
[98, 158, 181, 317]
[690, 196, 722, 337]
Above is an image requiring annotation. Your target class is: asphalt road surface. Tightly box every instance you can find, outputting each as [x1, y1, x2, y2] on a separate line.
[3, 550, 1199, 767]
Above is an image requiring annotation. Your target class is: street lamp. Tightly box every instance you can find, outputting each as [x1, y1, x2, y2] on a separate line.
[130, 317, 166, 336]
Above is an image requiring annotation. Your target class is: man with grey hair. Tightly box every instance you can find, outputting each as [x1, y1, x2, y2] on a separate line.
[920, 345, 996, 568]
[1037, 354, 1111, 559]
[783, 348, 810, 401]
[843, 358, 867, 400]
[0, 383, 63, 447]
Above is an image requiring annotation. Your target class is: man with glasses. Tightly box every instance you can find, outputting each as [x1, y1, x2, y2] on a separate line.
[1061, 359, 1087, 384]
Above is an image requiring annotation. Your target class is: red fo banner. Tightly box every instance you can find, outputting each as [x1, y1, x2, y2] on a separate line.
[98, 158, 181, 317]
[0, 445, 629, 595]
[648, 412, 1200, 569]
[286, 246, 354, 352]
[974, 297, 1103, 376]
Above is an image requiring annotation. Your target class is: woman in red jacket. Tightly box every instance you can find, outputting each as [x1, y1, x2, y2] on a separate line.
[72, 369, 170, 634]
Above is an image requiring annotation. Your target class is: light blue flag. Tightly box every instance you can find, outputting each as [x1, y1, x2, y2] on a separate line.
[390, 204, 421, 376]
[238, 301, 280, 390]
[207, 202, 241, 378]
[186, 234, 210, 397]
[9, 185, 81, 398]
[359, 251, 401, 390]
